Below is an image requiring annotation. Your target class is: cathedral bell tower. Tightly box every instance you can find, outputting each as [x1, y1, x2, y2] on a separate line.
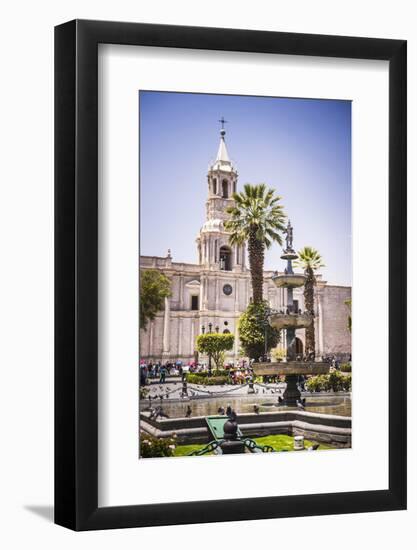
[196, 120, 245, 272]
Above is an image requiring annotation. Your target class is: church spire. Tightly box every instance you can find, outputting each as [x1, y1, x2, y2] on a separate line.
[216, 129, 230, 163]
[215, 117, 230, 164]
[211, 118, 234, 172]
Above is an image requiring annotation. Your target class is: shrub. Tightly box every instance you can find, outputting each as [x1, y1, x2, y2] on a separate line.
[196, 333, 235, 369]
[306, 372, 351, 392]
[238, 301, 280, 360]
[140, 432, 176, 458]
[188, 369, 229, 378]
[340, 362, 352, 372]
[271, 347, 286, 362]
[139, 386, 149, 399]
[187, 374, 229, 386]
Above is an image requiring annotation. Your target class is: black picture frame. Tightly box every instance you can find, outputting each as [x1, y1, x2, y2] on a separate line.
[55, 19, 407, 531]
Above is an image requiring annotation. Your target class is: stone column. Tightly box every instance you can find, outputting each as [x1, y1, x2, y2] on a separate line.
[199, 276, 204, 310]
[204, 275, 209, 309]
[178, 318, 182, 358]
[215, 277, 219, 310]
[179, 275, 184, 308]
[162, 297, 171, 357]
[190, 319, 195, 357]
[234, 279, 239, 310]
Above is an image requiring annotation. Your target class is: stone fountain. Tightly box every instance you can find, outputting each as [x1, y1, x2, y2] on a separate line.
[253, 220, 329, 406]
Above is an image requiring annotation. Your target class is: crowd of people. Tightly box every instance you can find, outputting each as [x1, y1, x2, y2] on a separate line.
[139, 358, 256, 386]
[139, 354, 351, 387]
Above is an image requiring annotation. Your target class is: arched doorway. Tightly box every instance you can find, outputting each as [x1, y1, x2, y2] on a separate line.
[295, 337, 303, 355]
[219, 246, 232, 271]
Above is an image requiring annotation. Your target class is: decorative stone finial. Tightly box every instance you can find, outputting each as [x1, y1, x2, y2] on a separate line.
[285, 219, 294, 251]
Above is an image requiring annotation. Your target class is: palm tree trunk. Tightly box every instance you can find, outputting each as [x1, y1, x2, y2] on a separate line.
[248, 229, 264, 303]
[304, 267, 315, 358]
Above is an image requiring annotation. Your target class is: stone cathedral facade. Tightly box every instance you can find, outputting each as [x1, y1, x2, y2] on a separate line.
[140, 129, 351, 363]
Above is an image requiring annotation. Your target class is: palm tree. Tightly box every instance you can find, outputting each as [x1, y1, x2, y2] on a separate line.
[295, 246, 325, 358]
[225, 183, 286, 303]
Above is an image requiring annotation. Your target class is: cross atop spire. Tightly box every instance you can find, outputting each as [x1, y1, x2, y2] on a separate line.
[218, 116, 228, 130]
[209, 117, 235, 173]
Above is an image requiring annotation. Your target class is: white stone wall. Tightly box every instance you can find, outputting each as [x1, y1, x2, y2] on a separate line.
[139, 256, 351, 363]
[319, 285, 352, 359]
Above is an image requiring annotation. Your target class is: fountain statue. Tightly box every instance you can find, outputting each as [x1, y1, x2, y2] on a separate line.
[253, 220, 329, 406]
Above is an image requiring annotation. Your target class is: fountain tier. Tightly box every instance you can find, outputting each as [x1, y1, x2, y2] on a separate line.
[252, 362, 329, 377]
[272, 273, 306, 288]
[268, 312, 312, 331]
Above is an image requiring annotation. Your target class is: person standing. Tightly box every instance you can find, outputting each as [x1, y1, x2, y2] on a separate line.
[159, 364, 167, 384]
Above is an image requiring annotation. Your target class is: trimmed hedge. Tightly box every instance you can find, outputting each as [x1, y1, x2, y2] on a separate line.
[340, 363, 352, 372]
[306, 372, 351, 392]
[187, 374, 229, 386]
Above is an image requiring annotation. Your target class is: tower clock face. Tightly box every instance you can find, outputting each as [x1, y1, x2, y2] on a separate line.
[223, 284, 233, 296]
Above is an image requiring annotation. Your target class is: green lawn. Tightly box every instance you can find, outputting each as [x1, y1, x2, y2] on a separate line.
[254, 434, 334, 451]
[173, 434, 334, 457]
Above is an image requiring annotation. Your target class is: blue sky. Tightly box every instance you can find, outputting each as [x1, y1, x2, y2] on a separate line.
[139, 91, 351, 286]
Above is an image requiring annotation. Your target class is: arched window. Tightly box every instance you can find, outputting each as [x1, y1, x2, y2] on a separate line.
[223, 329, 231, 334]
[222, 179, 229, 198]
[219, 246, 232, 271]
[295, 337, 303, 355]
[212, 178, 217, 195]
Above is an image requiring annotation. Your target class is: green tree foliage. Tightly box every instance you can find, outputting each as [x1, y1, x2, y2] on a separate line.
[225, 183, 286, 303]
[238, 301, 280, 360]
[140, 432, 176, 458]
[344, 299, 352, 333]
[306, 372, 351, 392]
[196, 333, 235, 369]
[140, 269, 171, 330]
[294, 246, 325, 358]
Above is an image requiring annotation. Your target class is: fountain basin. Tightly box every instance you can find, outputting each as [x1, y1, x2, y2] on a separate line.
[140, 408, 351, 447]
[269, 312, 313, 330]
[252, 361, 330, 376]
[272, 273, 306, 288]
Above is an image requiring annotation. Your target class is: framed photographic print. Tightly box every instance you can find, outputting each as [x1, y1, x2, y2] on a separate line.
[55, 20, 406, 531]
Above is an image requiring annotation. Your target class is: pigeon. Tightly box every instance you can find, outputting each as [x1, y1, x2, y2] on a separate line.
[149, 406, 169, 420]
[185, 406, 192, 418]
[253, 405, 260, 414]
[157, 407, 169, 419]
